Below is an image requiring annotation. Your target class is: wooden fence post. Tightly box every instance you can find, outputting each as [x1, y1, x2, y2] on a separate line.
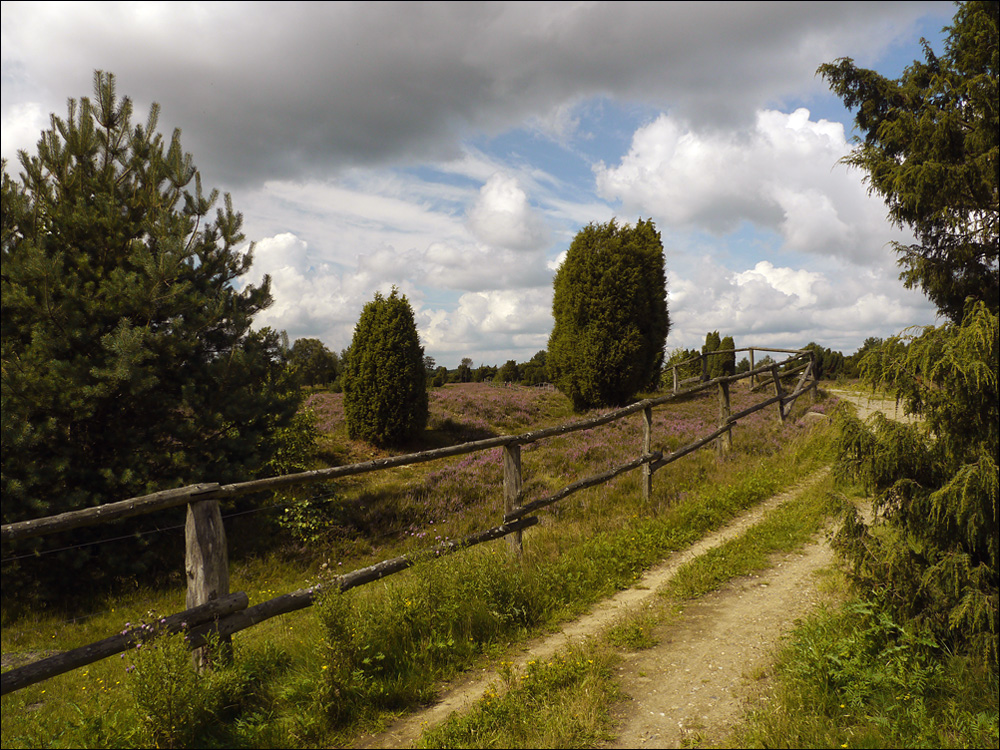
[185, 499, 231, 671]
[701, 353, 708, 382]
[717, 380, 732, 456]
[642, 405, 653, 501]
[770, 364, 786, 423]
[503, 443, 524, 555]
[749, 348, 756, 389]
[808, 351, 818, 405]
[672, 365, 679, 394]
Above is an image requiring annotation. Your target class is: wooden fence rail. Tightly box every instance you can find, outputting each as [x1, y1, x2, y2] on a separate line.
[1, 347, 816, 695]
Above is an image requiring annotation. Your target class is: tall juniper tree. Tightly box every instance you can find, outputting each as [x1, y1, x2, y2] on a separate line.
[342, 288, 428, 447]
[822, 2, 999, 665]
[1, 72, 302, 599]
[548, 219, 669, 410]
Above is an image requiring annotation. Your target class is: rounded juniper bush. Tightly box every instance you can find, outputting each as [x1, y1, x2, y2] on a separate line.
[342, 288, 428, 447]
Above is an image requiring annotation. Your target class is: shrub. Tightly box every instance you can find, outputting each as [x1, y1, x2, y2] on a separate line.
[548, 219, 669, 410]
[342, 288, 428, 447]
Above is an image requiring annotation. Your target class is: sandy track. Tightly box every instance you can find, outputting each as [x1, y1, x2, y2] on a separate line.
[352, 467, 833, 749]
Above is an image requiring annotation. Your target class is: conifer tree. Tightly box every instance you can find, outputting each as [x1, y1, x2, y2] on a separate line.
[719, 335, 736, 376]
[548, 219, 669, 410]
[824, 3, 999, 665]
[819, 0, 998, 322]
[342, 288, 428, 447]
[1, 72, 302, 595]
[702, 331, 722, 379]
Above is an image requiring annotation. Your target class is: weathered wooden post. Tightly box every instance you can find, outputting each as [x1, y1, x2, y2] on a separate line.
[185, 499, 231, 671]
[770, 364, 786, 423]
[749, 348, 756, 389]
[808, 351, 818, 405]
[642, 405, 653, 500]
[672, 365, 679, 394]
[503, 443, 524, 555]
[717, 380, 732, 456]
[701, 353, 709, 382]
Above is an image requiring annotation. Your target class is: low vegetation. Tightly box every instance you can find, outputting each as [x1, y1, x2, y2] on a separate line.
[2, 379, 833, 748]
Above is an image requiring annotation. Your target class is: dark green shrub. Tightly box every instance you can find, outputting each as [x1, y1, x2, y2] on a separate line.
[547, 219, 669, 410]
[835, 301, 998, 666]
[720, 335, 737, 376]
[342, 288, 428, 447]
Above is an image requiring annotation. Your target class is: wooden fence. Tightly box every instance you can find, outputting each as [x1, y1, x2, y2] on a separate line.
[0, 347, 816, 695]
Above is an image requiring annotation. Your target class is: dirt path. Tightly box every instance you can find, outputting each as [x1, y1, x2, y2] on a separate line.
[605, 532, 835, 748]
[827, 388, 920, 424]
[352, 467, 834, 749]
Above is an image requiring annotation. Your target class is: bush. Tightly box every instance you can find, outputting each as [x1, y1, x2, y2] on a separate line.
[342, 288, 428, 447]
[548, 219, 669, 410]
[835, 301, 998, 666]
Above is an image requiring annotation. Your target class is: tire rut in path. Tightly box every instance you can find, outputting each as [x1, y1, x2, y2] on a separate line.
[352, 467, 833, 749]
[605, 524, 835, 748]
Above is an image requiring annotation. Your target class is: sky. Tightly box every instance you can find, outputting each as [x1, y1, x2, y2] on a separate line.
[1, 1, 957, 368]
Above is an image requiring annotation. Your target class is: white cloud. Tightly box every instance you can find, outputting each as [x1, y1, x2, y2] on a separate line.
[664, 257, 935, 353]
[1, 2, 950, 365]
[595, 108, 912, 266]
[735, 261, 821, 307]
[1, 102, 47, 165]
[420, 288, 553, 362]
[467, 173, 550, 251]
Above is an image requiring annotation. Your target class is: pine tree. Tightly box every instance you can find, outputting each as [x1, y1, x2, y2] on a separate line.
[1, 72, 302, 596]
[548, 219, 669, 410]
[342, 289, 428, 447]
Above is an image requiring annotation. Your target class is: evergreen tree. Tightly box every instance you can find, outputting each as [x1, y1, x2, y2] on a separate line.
[342, 288, 428, 447]
[819, 1, 998, 322]
[548, 219, 669, 410]
[836, 301, 998, 664]
[702, 331, 722, 379]
[1, 72, 301, 596]
[719, 335, 737, 376]
[804, 342, 846, 380]
[824, 3, 999, 665]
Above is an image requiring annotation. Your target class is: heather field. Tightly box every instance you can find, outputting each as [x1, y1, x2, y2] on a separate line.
[292, 380, 831, 565]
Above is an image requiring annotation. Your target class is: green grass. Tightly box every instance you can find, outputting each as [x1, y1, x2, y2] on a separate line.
[1, 381, 838, 748]
[732, 598, 999, 749]
[661, 471, 842, 601]
[416, 643, 622, 749]
[413, 458, 844, 749]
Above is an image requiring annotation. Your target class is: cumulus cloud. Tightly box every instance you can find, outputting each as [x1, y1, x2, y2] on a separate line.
[2, 2, 949, 364]
[240, 233, 378, 347]
[0, 102, 47, 165]
[665, 258, 935, 353]
[595, 108, 912, 266]
[420, 288, 553, 363]
[467, 173, 550, 251]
